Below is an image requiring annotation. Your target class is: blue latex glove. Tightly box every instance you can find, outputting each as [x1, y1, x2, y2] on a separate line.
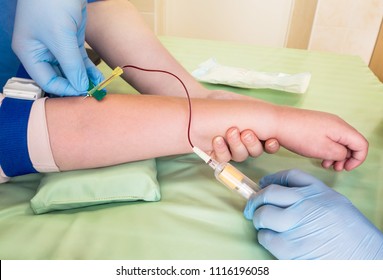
[12, 0, 104, 96]
[244, 169, 383, 260]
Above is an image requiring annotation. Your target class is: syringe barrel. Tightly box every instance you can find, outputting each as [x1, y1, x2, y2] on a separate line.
[214, 162, 260, 200]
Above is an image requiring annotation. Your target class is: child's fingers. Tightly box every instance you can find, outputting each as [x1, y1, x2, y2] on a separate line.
[331, 130, 368, 170]
[344, 154, 366, 171]
[225, 127, 250, 162]
[211, 136, 231, 163]
[322, 132, 367, 171]
[333, 160, 346, 171]
[211, 128, 266, 163]
[240, 129, 264, 158]
[321, 159, 335, 169]
[264, 138, 280, 154]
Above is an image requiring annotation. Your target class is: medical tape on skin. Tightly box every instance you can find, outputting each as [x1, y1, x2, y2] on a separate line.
[27, 98, 59, 173]
[0, 97, 38, 177]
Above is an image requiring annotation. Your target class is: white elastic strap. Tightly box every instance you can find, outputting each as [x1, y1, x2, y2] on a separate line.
[27, 98, 60, 173]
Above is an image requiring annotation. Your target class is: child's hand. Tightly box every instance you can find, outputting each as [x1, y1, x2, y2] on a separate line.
[206, 91, 281, 163]
[210, 127, 280, 163]
[276, 107, 368, 171]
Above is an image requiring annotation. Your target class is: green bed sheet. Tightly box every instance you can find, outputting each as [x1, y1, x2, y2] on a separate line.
[1, 36, 382, 259]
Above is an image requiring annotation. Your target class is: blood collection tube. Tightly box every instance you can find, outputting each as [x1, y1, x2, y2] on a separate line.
[193, 147, 260, 200]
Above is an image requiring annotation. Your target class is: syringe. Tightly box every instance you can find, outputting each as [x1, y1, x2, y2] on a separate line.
[193, 147, 260, 200]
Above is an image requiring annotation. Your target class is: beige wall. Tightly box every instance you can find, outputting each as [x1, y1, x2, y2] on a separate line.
[129, 0, 157, 32]
[131, 0, 383, 69]
[309, 0, 383, 64]
[156, 0, 294, 47]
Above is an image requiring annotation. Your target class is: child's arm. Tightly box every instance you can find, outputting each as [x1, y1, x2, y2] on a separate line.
[83, 0, 366, 170]
[275, 106, 368, 171]
[46, 94, 367, 172]
[85, 0, 279, 162]
[86, 0, 263, 102]
[86, 0, 209, 98]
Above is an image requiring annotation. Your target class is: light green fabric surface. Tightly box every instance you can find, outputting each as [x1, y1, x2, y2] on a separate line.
[0, 36, 382, 259]
[30, 159, 160, 214]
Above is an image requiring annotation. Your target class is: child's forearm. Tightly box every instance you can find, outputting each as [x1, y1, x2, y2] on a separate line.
[46, 94, 278, 171]
[81, 0, 367, 172]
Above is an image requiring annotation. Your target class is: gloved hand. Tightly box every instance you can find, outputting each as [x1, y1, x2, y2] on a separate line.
[12, 0, 104, 96]
[244, 169, 383, 260]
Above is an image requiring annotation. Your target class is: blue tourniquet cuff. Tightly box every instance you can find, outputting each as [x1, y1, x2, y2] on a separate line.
[0, 97, 37, 177]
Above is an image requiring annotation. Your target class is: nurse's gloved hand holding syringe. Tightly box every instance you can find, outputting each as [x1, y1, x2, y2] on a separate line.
[244, 169, 383, 260]
[12, 0, 104, 96]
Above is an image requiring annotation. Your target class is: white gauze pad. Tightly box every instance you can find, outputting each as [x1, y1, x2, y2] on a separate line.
[192, 58, 311, 94]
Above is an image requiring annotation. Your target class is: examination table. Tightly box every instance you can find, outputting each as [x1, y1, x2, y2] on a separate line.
[1, 36, 382, 259]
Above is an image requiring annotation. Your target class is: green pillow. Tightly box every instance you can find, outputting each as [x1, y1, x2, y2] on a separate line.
[30, 159, 160, 214]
